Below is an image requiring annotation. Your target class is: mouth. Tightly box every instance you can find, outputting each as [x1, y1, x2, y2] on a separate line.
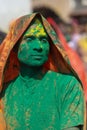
[31, 55, 43, 59]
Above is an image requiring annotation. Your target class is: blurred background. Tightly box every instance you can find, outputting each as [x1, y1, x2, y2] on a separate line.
[0, 0, 87, 100]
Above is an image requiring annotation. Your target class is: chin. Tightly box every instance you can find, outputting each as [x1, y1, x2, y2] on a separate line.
[31, 64, 44, 67]
[29, 62, 46, 67]
[25, 59, 48, 67]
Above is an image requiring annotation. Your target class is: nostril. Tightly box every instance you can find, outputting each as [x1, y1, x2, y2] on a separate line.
[34, 48, 42, 52]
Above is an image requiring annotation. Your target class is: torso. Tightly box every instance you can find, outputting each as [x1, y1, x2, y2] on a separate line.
[1, 71, 82, 130]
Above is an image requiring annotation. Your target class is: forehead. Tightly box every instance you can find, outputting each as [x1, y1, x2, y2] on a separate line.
[24, 19, 48, 37]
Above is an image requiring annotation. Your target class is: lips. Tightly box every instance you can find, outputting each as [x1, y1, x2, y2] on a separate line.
[31, 55, 43, 59]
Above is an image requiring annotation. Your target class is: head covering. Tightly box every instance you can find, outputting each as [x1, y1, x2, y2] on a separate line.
[47, 17, 87, 101]
[24, 18, 47, 37]
[0, 13, 80, 92]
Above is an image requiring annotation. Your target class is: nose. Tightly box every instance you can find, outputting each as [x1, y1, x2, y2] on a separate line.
[33, 39, 43, 52]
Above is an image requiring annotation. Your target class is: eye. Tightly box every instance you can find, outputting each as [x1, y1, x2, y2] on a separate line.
[41, 38, 48, 43]
[26, 37, 33, 42]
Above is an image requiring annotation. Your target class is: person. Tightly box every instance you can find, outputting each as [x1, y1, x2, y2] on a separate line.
[0, 31, 6, 44]
[0, 13, 85, 130]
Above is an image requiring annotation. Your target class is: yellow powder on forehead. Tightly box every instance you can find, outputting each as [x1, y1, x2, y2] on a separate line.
[24, 18, 47, 37]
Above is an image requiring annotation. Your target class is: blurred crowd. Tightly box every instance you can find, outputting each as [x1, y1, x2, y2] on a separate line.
[59, 20, 87, 74]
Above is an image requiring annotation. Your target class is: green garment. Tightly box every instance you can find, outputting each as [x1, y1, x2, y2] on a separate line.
[2, 71, 84, 130]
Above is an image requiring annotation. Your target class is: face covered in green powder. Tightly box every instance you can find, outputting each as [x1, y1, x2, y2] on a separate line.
[17, 19, 50, 67]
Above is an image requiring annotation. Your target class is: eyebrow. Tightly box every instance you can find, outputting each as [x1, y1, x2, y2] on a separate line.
[23, 35, 35, 39]
[23, 34, 48, 39]
[39, 35, 48, 39]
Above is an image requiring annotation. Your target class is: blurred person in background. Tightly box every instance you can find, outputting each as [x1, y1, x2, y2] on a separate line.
[77, 24, 87, 76]
[0, 31, 6, 44]
[68, 19, 81, 51]
[0, 13, 85, 130]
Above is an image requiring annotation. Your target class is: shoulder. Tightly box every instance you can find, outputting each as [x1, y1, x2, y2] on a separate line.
[47, 70, 80, 84]
[47, 71, 83, 92]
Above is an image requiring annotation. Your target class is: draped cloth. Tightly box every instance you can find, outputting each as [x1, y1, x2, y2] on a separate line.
[0, 13, 86, 130]
[47, 17, 87, 101]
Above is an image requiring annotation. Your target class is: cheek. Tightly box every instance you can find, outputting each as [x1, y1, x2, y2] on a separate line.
[18, 47, 26, 56]
[18, 43, 30, 53]
[43, 44, 50, 55]
[18, 45, 28, 60]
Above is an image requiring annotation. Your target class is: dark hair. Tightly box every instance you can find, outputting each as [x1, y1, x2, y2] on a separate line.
[33, 6, 65, 24]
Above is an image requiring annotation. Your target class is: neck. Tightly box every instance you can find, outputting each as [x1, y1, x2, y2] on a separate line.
[19, 63, 44, 79]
